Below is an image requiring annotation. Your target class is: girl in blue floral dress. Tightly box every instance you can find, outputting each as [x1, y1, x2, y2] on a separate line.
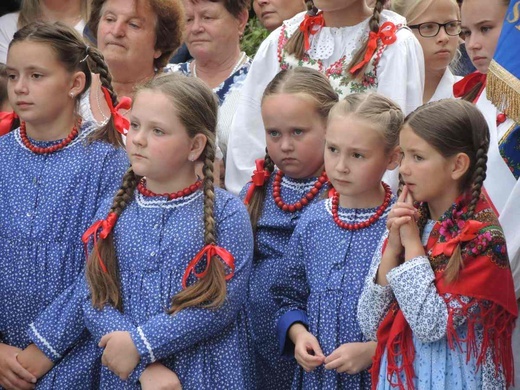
[0, 21, 128, 389]
[358, 99, 517, 389]
[273, 92, 403, 389]
[240, 67, 338, 390]
[21, 73, 254, 390]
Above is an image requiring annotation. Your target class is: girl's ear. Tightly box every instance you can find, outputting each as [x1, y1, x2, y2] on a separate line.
[189, 133, 208, 161]
[386, 146, 401, 171]
[451, 152, 470, 181]
[69, 71, 86, 98]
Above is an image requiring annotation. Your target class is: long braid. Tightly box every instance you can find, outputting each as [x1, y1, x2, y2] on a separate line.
[346, 0, 385, 80]
[247, 150, 276, 235]
[467, 144, 487, 218]
[284, 0, 317, 60]
[86, 46, 124, 147]
[86, 168, 140, 310]
[169, 135, 227, 314]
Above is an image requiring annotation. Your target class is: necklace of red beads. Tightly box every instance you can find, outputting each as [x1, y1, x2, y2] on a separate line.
[273, 170, 328, 212]
[137, 178, 202, 200]
[20, 120, 80, 154]
[332, 182, 392, 230]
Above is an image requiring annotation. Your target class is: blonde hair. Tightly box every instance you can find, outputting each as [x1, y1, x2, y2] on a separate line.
[328, 92, 403, 152]
[246, 67, 338, 232]
[18, 0, 91, 29]
[86, 73, 224, 313]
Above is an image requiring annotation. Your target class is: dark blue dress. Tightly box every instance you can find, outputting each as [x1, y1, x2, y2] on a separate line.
[0, 123, 128, 389]
[273, 196, 394, 389]
[240, 172, 328, 390]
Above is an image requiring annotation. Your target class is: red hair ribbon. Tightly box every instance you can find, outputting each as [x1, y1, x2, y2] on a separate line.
[431, 220, 484, 257]
[243, 159, 271, 205]
[0, 111, 18, 136]
[299, 12, 325, 51]
[81, 212, 119, 273]
[101, 87, 132, 135]
[349, 21, 397, 74]
[182, 244, 235, 289]
[453, 71, 487, 100]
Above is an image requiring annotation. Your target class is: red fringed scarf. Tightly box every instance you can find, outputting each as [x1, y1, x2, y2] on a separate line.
[372, 192, 518, 389]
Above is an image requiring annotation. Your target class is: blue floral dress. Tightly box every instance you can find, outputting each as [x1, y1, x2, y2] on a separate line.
[30, 188, 254, 390]
[0, 123, 128, 389]
[239, 172, 328, 390]
[273, 195, 394, 389]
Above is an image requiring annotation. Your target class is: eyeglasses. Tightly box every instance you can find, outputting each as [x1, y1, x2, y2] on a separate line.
[408, 20, 462, 38]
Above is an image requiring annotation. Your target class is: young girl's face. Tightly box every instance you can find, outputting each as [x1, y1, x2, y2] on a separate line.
[6, 41, 79, 126]
[127, 90, 199, 184]
[261, 93, 326, 179]
[253, 0, 304, 32]
[410, 0, 460, 75]
[325, 114, 395, 208]
[399, 124, 459, 206]
[460, 0, 508, 74]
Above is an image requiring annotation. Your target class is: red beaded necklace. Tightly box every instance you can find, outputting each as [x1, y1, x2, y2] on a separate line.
[20, 120, 80, 154]
[332, 182, 392, 230]
[273, 170, 328, 212]
[137, 178, 202, 200]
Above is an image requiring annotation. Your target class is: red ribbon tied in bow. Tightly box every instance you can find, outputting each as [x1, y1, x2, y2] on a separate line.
[299, 12, 325, 51]
[81, 212, 119, 273]
[0, 111, 18, 136]
[431, 220, 484, 258]
[243, 159, 271, 205]
[453, 71, 487, 99]
[182, 244, 235, 289]
[350, 22, 397, 74]
[101, 87, 132, 135]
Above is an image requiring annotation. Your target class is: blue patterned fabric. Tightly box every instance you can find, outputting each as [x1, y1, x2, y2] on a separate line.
[273, 196, 394, 389]
[0, 123, 128, 389]
[499, 123, 520, 179]
[239, 172, 329, 390]
[31, 188, 254, 390]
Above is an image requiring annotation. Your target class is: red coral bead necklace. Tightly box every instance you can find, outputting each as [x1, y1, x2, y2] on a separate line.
[137, 178, 202, 200]
[273, 170, 328, 212]
[20, 119, 80, 154]
[332, 182, 392, 230]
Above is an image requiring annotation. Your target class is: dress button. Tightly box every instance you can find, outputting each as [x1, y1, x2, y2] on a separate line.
[150, 252, 156, 257]
[26, 212, 32, 217]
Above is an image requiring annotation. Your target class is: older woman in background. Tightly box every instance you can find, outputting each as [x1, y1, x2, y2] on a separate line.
[82, 0, 184, 124]
[392, 0, 461, 102]
[0, 0, 90, 63]
[167, 0, 250, 180]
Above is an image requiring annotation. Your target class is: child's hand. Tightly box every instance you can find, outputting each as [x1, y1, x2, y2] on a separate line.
[386, 186, 417, 256]
[0, 343, 36, 390]
[16, 344, 54, 378]
[288, 324, 325, 372]
[99, 331, 140, 380]
[324, 341, 376, 374]
[397, 186, 424, 259]
[140, 362, 182, 390]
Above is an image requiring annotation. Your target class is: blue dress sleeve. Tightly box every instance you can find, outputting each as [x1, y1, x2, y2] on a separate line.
[271, 222, 310, 357]
[128, 197, 253, 365]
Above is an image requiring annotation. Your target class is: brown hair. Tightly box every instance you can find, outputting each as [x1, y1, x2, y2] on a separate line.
[186, 0, 251, 19]
[86, 73, 224, 314]
[0, 63, 7, 108]
[404, 99, 490, 283]
[246, 67, 338, 232]
[87, 0, 185, 70]
[18, 0, 91, 29]
[10, 21, 123, 146]
[284, 0, 387, 81]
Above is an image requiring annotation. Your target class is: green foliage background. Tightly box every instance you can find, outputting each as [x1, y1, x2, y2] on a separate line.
[241, 15, 269, 58]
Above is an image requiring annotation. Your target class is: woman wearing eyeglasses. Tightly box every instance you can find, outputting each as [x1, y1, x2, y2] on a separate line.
[393, 0, 461, 103]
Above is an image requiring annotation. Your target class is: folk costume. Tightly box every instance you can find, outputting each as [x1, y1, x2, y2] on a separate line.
[358, 192, 517, 389]
[225, 10, 424, 194]
[0, 121, 128, 388]
[273, 187, 395, 389]
[240, 166, 329, 390]
[29, 188, 254, 390]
